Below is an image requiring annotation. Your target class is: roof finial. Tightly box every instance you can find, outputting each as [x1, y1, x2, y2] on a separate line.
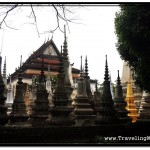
[104, 55, 109, 81]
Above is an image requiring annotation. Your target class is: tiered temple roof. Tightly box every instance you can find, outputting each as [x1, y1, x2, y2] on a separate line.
[10, 39, 80, 82]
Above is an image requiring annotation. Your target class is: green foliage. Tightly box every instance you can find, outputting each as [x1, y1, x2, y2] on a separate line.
[115, 4, 150, 92]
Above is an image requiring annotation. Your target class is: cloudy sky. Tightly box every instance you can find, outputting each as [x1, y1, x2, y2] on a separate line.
[0, 4, 123, 83]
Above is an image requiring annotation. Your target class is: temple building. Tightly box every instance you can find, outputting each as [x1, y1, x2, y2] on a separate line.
[8, 39, 80, 97]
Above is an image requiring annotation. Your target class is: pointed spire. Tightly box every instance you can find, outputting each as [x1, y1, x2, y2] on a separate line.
[59, 50, 64, 74]
[2, 56, 6, 84]
[61, 45, 63, 55]
[0, 56, 3, 82]
[63, 25, 69, 61]
[117, 70, 121, 85]
[114, 70, 124, 99]
[85, 55, 89, 77]
[104, 55, 109, 81]
[17, 55, 23, 85]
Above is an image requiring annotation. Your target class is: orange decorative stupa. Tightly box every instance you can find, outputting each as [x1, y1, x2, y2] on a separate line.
[125, 72, 139, 123]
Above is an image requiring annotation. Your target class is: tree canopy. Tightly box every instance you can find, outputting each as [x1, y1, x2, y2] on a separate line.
[115, 4, 150, 92]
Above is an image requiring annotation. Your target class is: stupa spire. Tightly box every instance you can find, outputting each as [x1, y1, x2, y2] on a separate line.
[109, 70, 114, 100]
[80, 56, 83, 77]
[85, 55, 89, 77]
[2, 56, 7, 84]
[84, 55, 93, 104]
[95, 55, 118, 124]
[117, 70, 121, 85]
[17, 55, 23, 85]
[104, 55, 109, 81]
[63, 25, 69, 61]
[61, 45, 63, 55]
[114, 70, 132, 123]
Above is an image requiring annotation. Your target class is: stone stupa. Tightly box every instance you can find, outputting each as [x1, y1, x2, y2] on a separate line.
[114, 70, 131, 123]
[95, 55, 118, 124]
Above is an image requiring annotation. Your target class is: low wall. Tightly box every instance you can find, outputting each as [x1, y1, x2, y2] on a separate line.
[0, 122, 150, 145]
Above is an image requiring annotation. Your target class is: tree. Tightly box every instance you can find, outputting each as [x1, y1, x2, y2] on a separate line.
[0, 4, 79, 37]
[115, 4, 150, 92]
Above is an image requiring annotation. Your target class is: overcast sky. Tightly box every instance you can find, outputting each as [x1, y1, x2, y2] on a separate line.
[0, 4, 123, 83]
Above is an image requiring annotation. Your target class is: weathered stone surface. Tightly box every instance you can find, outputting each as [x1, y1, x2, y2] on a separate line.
[93, 80, 101, 115]
[6, 56, 31, 128]
[45, 53, 75, 126]
[95, 55, 119, 124]
[114, 70, 131, 123]
[73, 56, 95, 126]
[30, 58, 50, 127]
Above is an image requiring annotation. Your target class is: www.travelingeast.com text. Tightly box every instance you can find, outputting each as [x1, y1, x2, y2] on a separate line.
[104, 136, 150, 141]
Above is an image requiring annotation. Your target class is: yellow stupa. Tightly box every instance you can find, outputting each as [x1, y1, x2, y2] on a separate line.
[125, 73, 139, 123]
